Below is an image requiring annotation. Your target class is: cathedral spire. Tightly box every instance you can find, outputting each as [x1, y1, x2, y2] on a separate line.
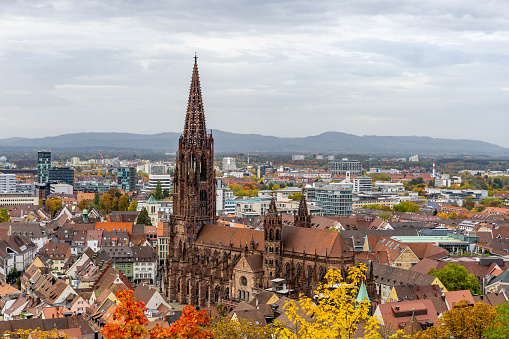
[182, 54, 207, 147]
[294, 189, 311, 228]
[267, 197, 278, 218]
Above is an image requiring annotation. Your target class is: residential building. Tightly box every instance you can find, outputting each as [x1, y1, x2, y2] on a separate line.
[0, 174, 16, 193]
[0, 234, 37, 281]
[102, 245, 158, 284]
[40, 242, 72, 273]
[117, 167, 136, 192]
[37, 151, 51, 184]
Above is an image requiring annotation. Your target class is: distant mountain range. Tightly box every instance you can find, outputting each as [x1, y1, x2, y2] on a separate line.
[0, 131, 508, 156]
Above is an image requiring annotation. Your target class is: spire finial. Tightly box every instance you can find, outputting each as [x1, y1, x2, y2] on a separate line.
[194, 52, 198, 64]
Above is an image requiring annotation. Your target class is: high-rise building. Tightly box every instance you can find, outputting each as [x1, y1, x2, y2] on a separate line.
[49, 167, 75, 187]
[0, 174, 16, 193]
[328, 158, 362, 176]
[37, 151, 51, 184]
[117, 167, 137, 192]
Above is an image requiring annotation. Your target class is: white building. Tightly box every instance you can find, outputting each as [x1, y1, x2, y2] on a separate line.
[51, 183, 73, 195]
[145, 174, 172, 194]
[292, 155, 305, 161]
[0, 193, 38, 206]
[222, 157, 236, 172]
[0, 174, 16, 193]
[216, 180, 234, 216]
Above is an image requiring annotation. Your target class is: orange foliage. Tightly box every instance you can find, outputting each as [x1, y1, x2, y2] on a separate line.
[102, 289, 148, 339]
[150, 305, 213, 339]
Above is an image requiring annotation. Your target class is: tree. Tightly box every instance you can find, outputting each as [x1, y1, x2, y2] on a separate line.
[0, 208, 9, 223]
[463, 197, 475, 210]
[78, 199, 90, 211]
[99, 193, 113, 214]
[277, 264, 381, 339]
[212, 317, 277, 339]
[163, 189, 170, 199]
[486, 300, 509, 339]
[428, 263, 481, 295]
[3, 328, 70, 338]
[118, 195, 129, 211]
[128, 200, 138, 211]
[136, 207, 152, 226]
[154, 180, 163, 200]
[437, 212, 448, 219]
[415, 300, 497, 339]
[379, 213, 393, 221]
[45, 197, 62, 217]
[448, 211, 458, 219]
[392, 201, 420, 213]
[288, 192, 302, 201]
[151, 305, 213, 339]
[93, 193, 100, 207]
[103, 289, 148, 339]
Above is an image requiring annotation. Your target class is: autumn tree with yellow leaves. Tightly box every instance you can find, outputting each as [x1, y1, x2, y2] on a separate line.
[413, 300, 497, 339]
[211, 317, 277, 339]
[277, 263, 381, 339]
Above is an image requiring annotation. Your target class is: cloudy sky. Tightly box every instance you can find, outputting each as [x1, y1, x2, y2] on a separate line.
[1, 0, 509, 148]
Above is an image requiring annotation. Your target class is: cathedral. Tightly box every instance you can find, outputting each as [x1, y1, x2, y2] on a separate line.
[165, 56, 359, 308]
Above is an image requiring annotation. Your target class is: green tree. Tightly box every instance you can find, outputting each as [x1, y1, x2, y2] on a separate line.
[163, 189, 170, 199]
[0, 208, 9, 223]
[379, 213, 393, 221]
[136, 207, 152, 226]
[428, 263, 481, 295]
[487, 300, 509, 339]
[288, 192, 302, 201]
[154, 180, 163, 200]
[93, 193, 100, 208]
[392, 201, 420, 213]
[128, 200, 138, 211]
[463, 196, 475, 210]
[78, 199, 90, 211]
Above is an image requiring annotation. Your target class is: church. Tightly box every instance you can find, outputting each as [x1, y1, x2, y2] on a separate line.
[165, 56, 358, 308]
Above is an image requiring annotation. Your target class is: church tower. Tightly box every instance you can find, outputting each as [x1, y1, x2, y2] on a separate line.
[172, 54, 216, 239]
[263, 198, 282, 284]
[294, 189, 311, 228]
[166, 56, 216, 303]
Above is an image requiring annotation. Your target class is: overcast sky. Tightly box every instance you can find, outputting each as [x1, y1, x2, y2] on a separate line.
[1, 0, 509, 148]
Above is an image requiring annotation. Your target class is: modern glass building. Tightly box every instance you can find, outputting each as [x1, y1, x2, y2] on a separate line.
[49, 167, 75, 187]
[117, 167, 136, 192]
[37, 151, 51, 184]
[315, 185, 353, 216]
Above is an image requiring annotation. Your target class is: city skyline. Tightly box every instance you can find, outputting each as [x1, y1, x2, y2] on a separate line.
[1, 1, 509, 147]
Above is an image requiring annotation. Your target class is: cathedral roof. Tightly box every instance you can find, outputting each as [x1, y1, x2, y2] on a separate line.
[196, 224, 352, 258]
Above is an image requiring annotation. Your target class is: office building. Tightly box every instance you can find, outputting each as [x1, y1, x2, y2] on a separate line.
[329, 158, 362, 176]
[0, 174, 16, 193]
[145, 174, 172, 194]
[37, 151, 51, 184]
[49, 167, 75, 187]
[117, 167, 136, 192]
[222, 157, 236, 172]
[315, 185, 353, 216]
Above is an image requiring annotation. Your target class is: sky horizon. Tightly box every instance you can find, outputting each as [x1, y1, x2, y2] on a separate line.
[1, 1, 509, 147]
